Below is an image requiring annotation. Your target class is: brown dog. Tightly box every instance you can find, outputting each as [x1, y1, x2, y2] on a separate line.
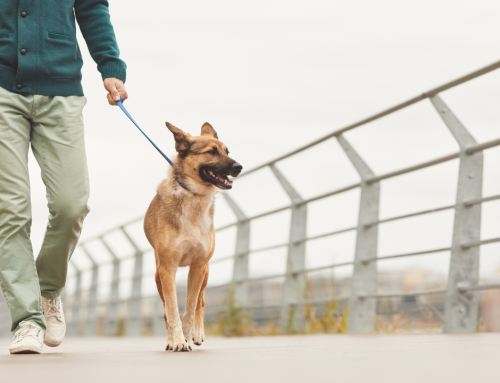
[144, 122, 242, 351]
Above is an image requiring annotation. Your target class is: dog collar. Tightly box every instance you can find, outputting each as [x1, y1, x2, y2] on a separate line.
[175, 176, 190, 191]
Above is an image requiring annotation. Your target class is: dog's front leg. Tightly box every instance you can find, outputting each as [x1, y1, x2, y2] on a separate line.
[159, 265, 191, 352]
[183, 263, 208, 346]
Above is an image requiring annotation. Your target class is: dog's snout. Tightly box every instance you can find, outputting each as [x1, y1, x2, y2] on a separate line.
[232, 162, 243, 175]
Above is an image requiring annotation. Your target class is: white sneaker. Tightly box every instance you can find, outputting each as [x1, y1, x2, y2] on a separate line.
[10, 321, 44, 354]
[41, 296, 66, 347]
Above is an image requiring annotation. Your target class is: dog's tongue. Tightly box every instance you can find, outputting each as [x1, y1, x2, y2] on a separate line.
[217, 174, 226, 183]
[216, 173, 233, 185]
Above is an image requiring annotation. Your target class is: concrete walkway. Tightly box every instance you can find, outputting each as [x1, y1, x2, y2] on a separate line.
[0, 334, 498, 383]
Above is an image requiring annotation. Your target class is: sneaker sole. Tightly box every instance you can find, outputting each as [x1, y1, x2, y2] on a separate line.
[10, 346, 42, 354]
[43, 328, 66, 347]
[43, 337, 64, 347]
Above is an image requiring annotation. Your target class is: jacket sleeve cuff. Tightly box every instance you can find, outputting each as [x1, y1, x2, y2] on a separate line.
[99, 61, 127, 83]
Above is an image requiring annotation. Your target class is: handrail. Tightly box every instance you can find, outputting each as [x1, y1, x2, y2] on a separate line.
[238, 59, 500, 177]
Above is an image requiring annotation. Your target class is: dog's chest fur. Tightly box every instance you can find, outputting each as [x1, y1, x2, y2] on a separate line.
[170, 193, 214, 267]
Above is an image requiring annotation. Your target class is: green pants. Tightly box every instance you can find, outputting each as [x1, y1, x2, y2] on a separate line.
[0, 86, 90, 333]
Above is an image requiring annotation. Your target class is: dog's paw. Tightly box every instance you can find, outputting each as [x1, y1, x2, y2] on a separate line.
[169, 325, 192, 352]
[192, 327, 205, 346]
[173, 338, 191, 352]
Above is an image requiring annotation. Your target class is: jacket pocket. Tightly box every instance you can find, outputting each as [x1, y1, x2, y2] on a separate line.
[0, 32, 17, 68]
[36, 32, 83, 79]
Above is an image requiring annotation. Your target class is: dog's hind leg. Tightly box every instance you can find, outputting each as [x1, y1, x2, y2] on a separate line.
[182, 263, 208, 347]
[155, 270, 173, 350]
[192, 264, 208, 346]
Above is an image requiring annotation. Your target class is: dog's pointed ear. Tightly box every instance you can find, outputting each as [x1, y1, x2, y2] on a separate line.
[201, 122, 218, 139]
[166, 122, 192, 154]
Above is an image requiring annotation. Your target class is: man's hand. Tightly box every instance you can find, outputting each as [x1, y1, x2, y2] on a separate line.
[104, 77, 128, 106]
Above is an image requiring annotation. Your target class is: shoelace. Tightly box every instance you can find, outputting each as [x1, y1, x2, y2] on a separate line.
[43, 298, 62, 320]
[14, 322, 41, 341]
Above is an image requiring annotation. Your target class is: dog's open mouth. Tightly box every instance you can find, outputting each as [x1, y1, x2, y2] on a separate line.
[201, 168, 234, 190]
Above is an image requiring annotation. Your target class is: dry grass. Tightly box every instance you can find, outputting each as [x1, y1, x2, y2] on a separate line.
[205, 287, 280, 337]
[302, 278, 348, 334]
[206, 279, 349, 337]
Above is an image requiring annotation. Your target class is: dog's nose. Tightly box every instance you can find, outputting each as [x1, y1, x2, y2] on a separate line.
[232, 162, 243, 173]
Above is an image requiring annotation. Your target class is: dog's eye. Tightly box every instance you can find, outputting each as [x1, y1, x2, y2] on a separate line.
[207, 148, 218, 155]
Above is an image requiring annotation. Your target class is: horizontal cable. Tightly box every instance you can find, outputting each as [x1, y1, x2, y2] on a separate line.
[247, 242, 288, 254]
[223, 183, 361, 226]
[238, 273, 285, 284]
[458, 283, 500, 292]
[212, 226, 358, 264]
[304, 226, 358, 242]
[367, 152, 459, 184]
[204, 296, 351, 314]
[204, 301, 299, 314]
[235, 260, 356, 284]
[464, 193, 500, 207]
[365, 205, 455, 228]
[359, 288, 447, 299]
[291, 296, 351, 306]
[462, 237, 500, 249]
[297, 261, 354, 274]
[466, 137, 500, 154]
[363, 247, 451, 264]
[220, 192, 500, 244]
[298, 183, 361, 205]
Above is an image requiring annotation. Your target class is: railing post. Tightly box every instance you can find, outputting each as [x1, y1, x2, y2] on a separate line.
[430, 94, 483, 333]
[100, 236, 121, 336]
[81, 245, 99, 336]
[223, 193, 251, 307]
[68, 261, 82, 336]
[337, 135, 380, 334]
[121, 226, 143, 336]
[269, 164, 307, 333]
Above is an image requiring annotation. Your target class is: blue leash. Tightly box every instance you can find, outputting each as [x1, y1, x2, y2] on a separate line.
[116, 97, 190, 191]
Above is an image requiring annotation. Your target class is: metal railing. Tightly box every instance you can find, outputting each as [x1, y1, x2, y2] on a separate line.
[2, 60, 500, 336]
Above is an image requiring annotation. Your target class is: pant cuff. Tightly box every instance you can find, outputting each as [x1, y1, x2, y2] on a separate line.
[12, 317, 47, 334]
[41, 289, 62, 299]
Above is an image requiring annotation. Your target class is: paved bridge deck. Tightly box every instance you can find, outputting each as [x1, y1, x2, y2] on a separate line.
[0, 334, 498, 382]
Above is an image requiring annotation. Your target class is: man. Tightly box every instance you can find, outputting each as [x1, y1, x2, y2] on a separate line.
[0, 0, 128, 354]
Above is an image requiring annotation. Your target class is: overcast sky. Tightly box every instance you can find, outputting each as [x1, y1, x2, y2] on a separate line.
[26, 0, 500, 294]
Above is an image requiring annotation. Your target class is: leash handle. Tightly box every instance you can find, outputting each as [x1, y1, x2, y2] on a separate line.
[116, 97, 174, 167]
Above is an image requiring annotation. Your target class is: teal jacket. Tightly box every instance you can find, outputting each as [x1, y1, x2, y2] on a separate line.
[0, 0, 127, 96]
